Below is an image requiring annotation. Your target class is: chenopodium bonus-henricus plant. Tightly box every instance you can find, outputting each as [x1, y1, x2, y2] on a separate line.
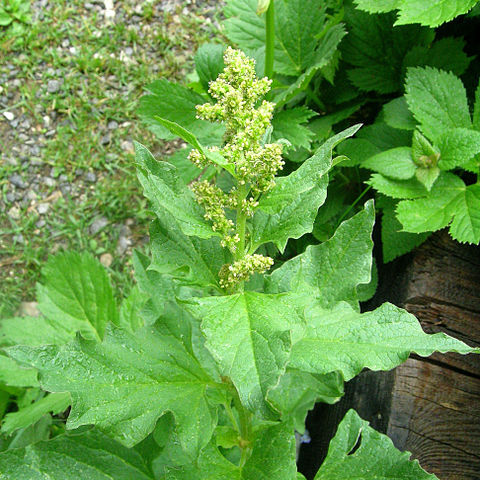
[1, 48, 477, 479]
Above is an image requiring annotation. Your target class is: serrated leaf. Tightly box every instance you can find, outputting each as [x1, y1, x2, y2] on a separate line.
[0, 353, 38, 388]
[36, 251, 117, 342]
[314, 409, 438, 479]
[267, 370, 343, 432]
[0, 430, 154, 480]
[473, 79, 480, 131]
[362, 147, 416, 179]
[437, 127, 480, 170]
[354, 0, 400, 13]
[251, 126, 360, 252]
[415, 166, 440, 191]
[7, 320, 218, 454]
[382, 97, 417, 130]
[357, 122, 412, 150]
[272, 107, 316, 151]
[183, 292, 307, 418]
[336, 138, 381, 166]
[266, 201, 375, 309]
[118, 286, 147, 332]
[195, 43, 225, 91]
[405, 67, 471, 144]
[291, 301, 476, 381]
[1, 392, 70, 436]
[449, 184, 480, 244]
[368, 173, 427, 199]
[135, 142, 218, 239]
[138, 78, 223, 144]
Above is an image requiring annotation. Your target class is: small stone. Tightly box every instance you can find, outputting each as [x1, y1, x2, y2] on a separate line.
[6, 192, 15, 203]
[13, 234, 25, 244]
[47, 79, 62, 94]
[116, 235, 130, 256]
[100, 253, 113, 267]
[36, 219, 46, 228]
[107, 120, 118, 130]
[9, 174, 27, 189]
[125, 47, 133, 56]
[61, 39, 70, 48]
[43, 176, 56, 187]
[17, 301, 40, 317]
[85, 171, 97, 183]
[121, 140, 134, 154]
[8, 206, 21, 220]
[90, 216, 109, 235]
[100, 134, 111, 145]
[3, 111, 14, 121]
[37, 203, 50, 215]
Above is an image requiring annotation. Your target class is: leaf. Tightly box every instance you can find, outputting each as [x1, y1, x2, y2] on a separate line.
[380, 197, 430, 262]
[473, 79, 480, 131]
[382, 97, 417, 130]
[314, 409, 438, 479]
[362, 147, 416, 180]
[251, 126, 361, 252]
[0, 353, 38, 388]
[36, 251, 117, 342]
[437, 127, 480, 170]
[357, 122, 412, 151]
[368, 173, 427, 199]
[353, 0, 400, 13]
[290, 301, 477, 382]
[135, 142, 218, 239]
[7, 320, 218, 454]
[118, 286, 147, 332]
[0, 12, 13, 26]
[266, 201, 375, 309]
[336, 138, 381, 167]
[449, 184, 480, 244]
[149, 211, 230, 290]
[1, 392, 70, 435]
[405, 67, 471, 144]
[415, 166, 440, 191]
[342, 7, 432, 93]
[0, 430, 154, 480]
[138, 78, 223, 144]
[183, 292, 308, 418]
[195, 43, 225, 91]
[267, 370, 343, 432]
[272, 107, 316, 151]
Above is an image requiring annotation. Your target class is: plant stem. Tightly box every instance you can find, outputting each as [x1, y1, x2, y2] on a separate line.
[264, 0, 275, 79]
[230, 385, 252, 468]
[335, 185, 372, 228]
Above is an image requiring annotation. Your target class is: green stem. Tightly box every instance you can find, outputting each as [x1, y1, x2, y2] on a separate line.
[230, 385, 252, 468]
[264, 0, 275, 79]
[335, 185, 372, 228]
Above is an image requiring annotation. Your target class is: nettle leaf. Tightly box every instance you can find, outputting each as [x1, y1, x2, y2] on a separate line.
[136, 142, 218, 239]
[0, 430, 154, 480]
[382, 97, 417, 131]
[195, 43, 226, 91]
[7, 320, 218, 454]
[266, 201, 375, 310]
[138, 78, 222, 144]
[368, 174, 427, 199]
[362, 147, 416, 180]
[405, 67, 471, 144]
[314, 409, 438, 479]
[290, 301, 476, 381]
[1, 392, 70, 436]
[184, 292, 308, 418]
[272, 107, 316, 151]
[437, 127, 480, 170]
[251, 126, 361, 252]
[36, 251, 117, 342]
[149, 210, 230, 290]
[397, 173, 480, 243]
[267, 370, 343, 432]
[342, 7, 432, 93]
[380, 197, 430, 262]
[0, 353, 38, 388]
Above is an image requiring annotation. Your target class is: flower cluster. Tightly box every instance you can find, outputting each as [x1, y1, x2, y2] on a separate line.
[219, 254, 274, 290]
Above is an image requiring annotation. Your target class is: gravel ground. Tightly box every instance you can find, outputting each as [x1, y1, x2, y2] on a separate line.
[0, 0, 223, 314]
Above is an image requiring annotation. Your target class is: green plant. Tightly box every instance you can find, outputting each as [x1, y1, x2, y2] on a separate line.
[0, 0, 30, 38]
[0, 47, 477, 478]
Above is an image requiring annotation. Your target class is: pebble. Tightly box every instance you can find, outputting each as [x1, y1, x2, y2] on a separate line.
[100, 253, 113, 267]
[6, 192, 15, 203]
[47, 79, 62, 93]
[116, 235, 130, 255]
[3, 111, 14, 121]
[90, 216, 109, 235]
[85, 171, 97, 183]
[107, 120, 118, 130]
[9, 174, 27, 189]
[8, 206, 21, 220]
[13, 234, 25, 244]
[100, 133, 111, 145]
[37, 203, 50, 214]
[43, 176, 56, 187]
[36, 219, 46, 228]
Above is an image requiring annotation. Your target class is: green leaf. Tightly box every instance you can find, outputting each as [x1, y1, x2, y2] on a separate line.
[138, 78, 223, 144]
[368, 174, 427, 199]
[184, 292, 307, 418]
[36, 251, 117, 342]
[195, 43, 225, 91]
[415, 166, 440, 191]
[380, 197, 430, 262]
[0, 430, 154, 480]
[251, 126, 361, 252]
[362, 147, 416, 180]
[357, 122, 412, 150]
[1, 392, 70, 435]
[266, 201, 375, 309]
[353, 0, 400, 13]
[336, 138, 381, 167]
[7, 320, 218, 454]
[473, 79, 480, 131]
[291, 301, 476, 381]
[149, 211, 230, 290]
[267, 370, 343, 432]
[405, 67, 471, 144]
[0, 353, 38, 388]
[396, 173, 480, 243]
[314, 409, 438, 479]
[382, 97, 417, 130]
[118, 286, 147, 332]
[257, 0, 271, 14]
[342, 7, 432, 93]
[272, 107, 316, 151]
[0, 11, 13, 26]
[437, 127, 480, 170]
[135, 142, 218, 239]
